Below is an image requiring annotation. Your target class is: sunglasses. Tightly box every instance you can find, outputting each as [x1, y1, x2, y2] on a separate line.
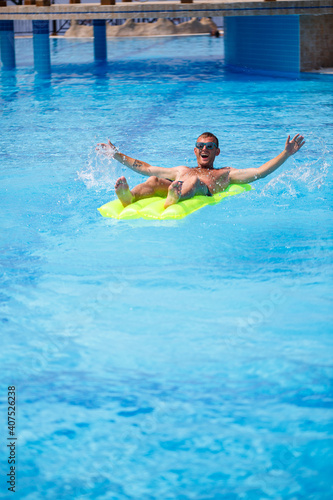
[195, 142, 217, 150]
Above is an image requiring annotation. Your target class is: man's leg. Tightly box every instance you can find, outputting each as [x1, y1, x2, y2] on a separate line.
[164, 176, 208, 208]
[115, 176, 171, 207]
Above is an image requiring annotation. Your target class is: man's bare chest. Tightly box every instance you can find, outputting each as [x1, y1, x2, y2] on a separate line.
[176, 167, 229, 194]
[191, 167, 229, 184]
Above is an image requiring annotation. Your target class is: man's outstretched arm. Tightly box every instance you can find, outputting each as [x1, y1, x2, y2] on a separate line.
[97, 140, 179, 180]
[228, 134, 305, 184]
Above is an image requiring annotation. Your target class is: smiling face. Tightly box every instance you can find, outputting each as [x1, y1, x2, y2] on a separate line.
[194, 134, 220, 169]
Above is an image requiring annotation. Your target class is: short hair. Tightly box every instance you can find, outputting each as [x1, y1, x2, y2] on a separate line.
[197, 132, 219, 148]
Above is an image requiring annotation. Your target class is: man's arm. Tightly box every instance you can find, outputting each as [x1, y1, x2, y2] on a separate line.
[229, 134, 305, 184]
[97, 140, 179, 180]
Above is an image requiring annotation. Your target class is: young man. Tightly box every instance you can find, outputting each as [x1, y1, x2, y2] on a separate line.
[97, 132, 305, 209]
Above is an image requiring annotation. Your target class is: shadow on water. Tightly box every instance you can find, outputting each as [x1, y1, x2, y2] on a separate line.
[48, 57, 227, 83]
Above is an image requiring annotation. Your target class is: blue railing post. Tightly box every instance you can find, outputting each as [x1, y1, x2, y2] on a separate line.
[0, 20, 16, 69]
[32, 20, 51, 74]
[93, 20, 107, 62]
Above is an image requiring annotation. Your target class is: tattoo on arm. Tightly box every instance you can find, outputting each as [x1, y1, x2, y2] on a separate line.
[133, 160, 143, 169]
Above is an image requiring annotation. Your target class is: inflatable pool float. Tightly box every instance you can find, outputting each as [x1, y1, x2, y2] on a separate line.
[98, 184, 252, 220]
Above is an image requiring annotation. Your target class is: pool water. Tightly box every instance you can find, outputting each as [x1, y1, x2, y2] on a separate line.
[1, 36, 333, 499]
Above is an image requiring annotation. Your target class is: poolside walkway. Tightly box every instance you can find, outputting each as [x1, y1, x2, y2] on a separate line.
[1, 1, 332, 21]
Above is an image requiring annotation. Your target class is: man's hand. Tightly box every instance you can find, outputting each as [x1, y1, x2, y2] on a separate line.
[96, 139, 118, 156]
[284, 134, 305, 156]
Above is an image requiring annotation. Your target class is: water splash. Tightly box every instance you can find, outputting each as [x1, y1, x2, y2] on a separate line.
[260, 134, 330, 197]
[76, 145, 120, 192]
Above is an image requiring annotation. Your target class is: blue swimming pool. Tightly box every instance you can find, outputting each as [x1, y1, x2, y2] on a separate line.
[1, 36, 332, 499]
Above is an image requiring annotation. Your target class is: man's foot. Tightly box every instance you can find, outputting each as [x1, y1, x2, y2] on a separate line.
[164, 181, 183, 209]
[115, 176, 134, 207]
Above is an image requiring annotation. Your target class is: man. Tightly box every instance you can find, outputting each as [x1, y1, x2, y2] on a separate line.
[97, 132, 305, 209]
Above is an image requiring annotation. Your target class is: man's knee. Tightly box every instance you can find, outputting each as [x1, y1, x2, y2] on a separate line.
[146, 176, 159, 185]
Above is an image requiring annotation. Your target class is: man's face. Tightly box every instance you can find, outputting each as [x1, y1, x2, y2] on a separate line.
[194, 135, 220, 168]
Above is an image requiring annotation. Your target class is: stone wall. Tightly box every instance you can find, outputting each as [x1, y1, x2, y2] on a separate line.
[300, 14, 333, 71]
